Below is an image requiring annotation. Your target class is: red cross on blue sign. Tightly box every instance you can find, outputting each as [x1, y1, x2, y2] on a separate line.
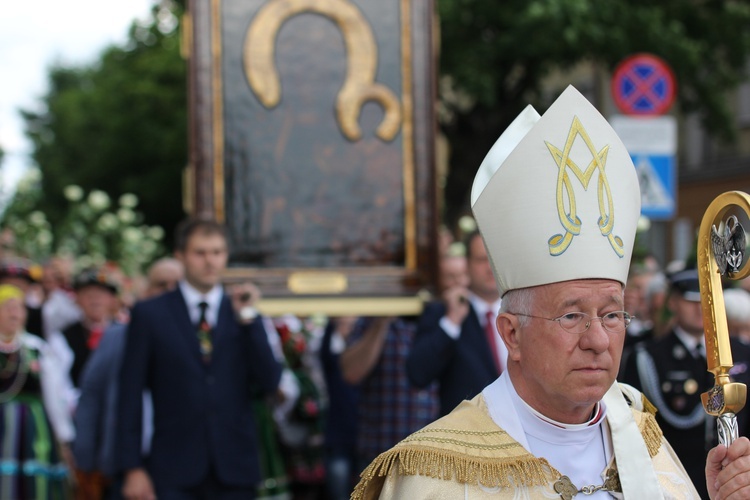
[611, 53, 677, 116]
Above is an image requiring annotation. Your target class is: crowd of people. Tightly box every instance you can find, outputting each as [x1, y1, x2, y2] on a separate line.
[7, 219, 750, 500]
[6, 85, 750, 500]
[0, 217, 465, 500]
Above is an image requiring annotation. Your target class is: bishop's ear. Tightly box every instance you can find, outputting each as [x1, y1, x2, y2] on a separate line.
[496, 313, 522, 361]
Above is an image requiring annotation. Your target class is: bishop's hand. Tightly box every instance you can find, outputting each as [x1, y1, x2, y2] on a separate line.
[707, 436, 750, 499]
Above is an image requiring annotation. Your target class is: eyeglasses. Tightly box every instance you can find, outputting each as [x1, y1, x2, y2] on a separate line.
[510, 311, 633, 334]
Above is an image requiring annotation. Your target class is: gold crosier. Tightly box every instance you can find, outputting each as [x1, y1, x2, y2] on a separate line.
[243, 0, 402, 142]
[545, 117, 624, 257]
[697, 192, 748, 445]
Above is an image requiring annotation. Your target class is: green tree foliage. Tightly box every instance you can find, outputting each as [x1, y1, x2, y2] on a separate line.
[20, 1, 186, 243]
[10, 0, 750, 246]
[1, 169, 165, 275]
[438, 0, 750, 226]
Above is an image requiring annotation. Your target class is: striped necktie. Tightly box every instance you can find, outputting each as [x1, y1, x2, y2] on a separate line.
[197, 301, 212, 363]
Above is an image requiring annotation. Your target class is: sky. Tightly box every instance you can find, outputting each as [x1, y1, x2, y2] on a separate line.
[0, 0, 156, 201]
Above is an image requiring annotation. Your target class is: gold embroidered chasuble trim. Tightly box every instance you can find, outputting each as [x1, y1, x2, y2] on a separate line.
[352, 392, 663, 500]
[637, 393, 663, 457]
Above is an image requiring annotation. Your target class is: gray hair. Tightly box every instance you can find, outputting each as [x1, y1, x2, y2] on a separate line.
[645, 272, 668, 302]
[724, 288, 750, 323]
[500, 287, 537, 328]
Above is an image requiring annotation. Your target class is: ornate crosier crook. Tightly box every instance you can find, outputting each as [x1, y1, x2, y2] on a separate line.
[697, 191, 749, 445]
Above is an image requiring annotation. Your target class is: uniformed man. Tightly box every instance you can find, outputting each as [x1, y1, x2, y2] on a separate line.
[620, 268, 750, 498]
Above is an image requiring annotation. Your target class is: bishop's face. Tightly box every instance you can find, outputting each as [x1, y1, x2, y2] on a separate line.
[500, 279, 626, 424]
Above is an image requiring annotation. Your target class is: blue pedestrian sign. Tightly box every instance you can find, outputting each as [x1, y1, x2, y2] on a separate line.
[632, 154, 675, 219]
[611, 115, 677, 220]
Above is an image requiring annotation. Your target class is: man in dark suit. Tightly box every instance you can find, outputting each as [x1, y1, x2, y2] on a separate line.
[620, 268, 750, 499]
[117, 218, 282, 500]
[73, 258, 184, 499]
[407, 230, 506, 416]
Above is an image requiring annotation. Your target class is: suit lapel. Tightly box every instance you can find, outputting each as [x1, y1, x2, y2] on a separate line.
[213, 295, 232, 347]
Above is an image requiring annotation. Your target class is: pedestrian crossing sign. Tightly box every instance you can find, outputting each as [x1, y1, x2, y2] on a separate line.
[632, 154, 675, 219]
[610, 115, 677, 221]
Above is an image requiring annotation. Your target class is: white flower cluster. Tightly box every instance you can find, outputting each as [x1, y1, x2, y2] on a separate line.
[3, 177, 166, 277]
[64, 185, 84, 202]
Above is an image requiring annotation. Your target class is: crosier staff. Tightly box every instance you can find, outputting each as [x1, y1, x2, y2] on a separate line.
[697, 191, 749, 445]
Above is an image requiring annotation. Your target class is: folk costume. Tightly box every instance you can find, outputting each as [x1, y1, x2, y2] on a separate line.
[47, 267, 118, 394]
[353, 86, 701, 498]
[0, 286, 73, 499]
[0, 258, 44, 338]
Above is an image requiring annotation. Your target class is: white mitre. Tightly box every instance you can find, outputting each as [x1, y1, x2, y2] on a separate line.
[471, 85, 641, 296]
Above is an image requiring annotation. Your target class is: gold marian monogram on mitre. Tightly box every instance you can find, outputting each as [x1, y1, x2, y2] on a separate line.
[545, 117, 623, 258]
[554, 468, 622, 499]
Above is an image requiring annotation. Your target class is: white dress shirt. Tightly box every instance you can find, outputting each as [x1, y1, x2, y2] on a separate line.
[179, 281, 223, 327]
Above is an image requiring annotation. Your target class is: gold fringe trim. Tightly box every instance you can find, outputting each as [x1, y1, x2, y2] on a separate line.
[641, 394, 658, 417]
[351, 445, 557, 500]
[350, 394, 664, 499]
[639, 411, 663, 457]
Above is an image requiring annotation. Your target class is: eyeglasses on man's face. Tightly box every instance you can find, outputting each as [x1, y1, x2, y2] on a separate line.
[509, 311, 633, 334]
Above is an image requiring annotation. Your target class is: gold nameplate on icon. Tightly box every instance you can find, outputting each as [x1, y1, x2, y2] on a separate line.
[288, 272, 348, 295]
